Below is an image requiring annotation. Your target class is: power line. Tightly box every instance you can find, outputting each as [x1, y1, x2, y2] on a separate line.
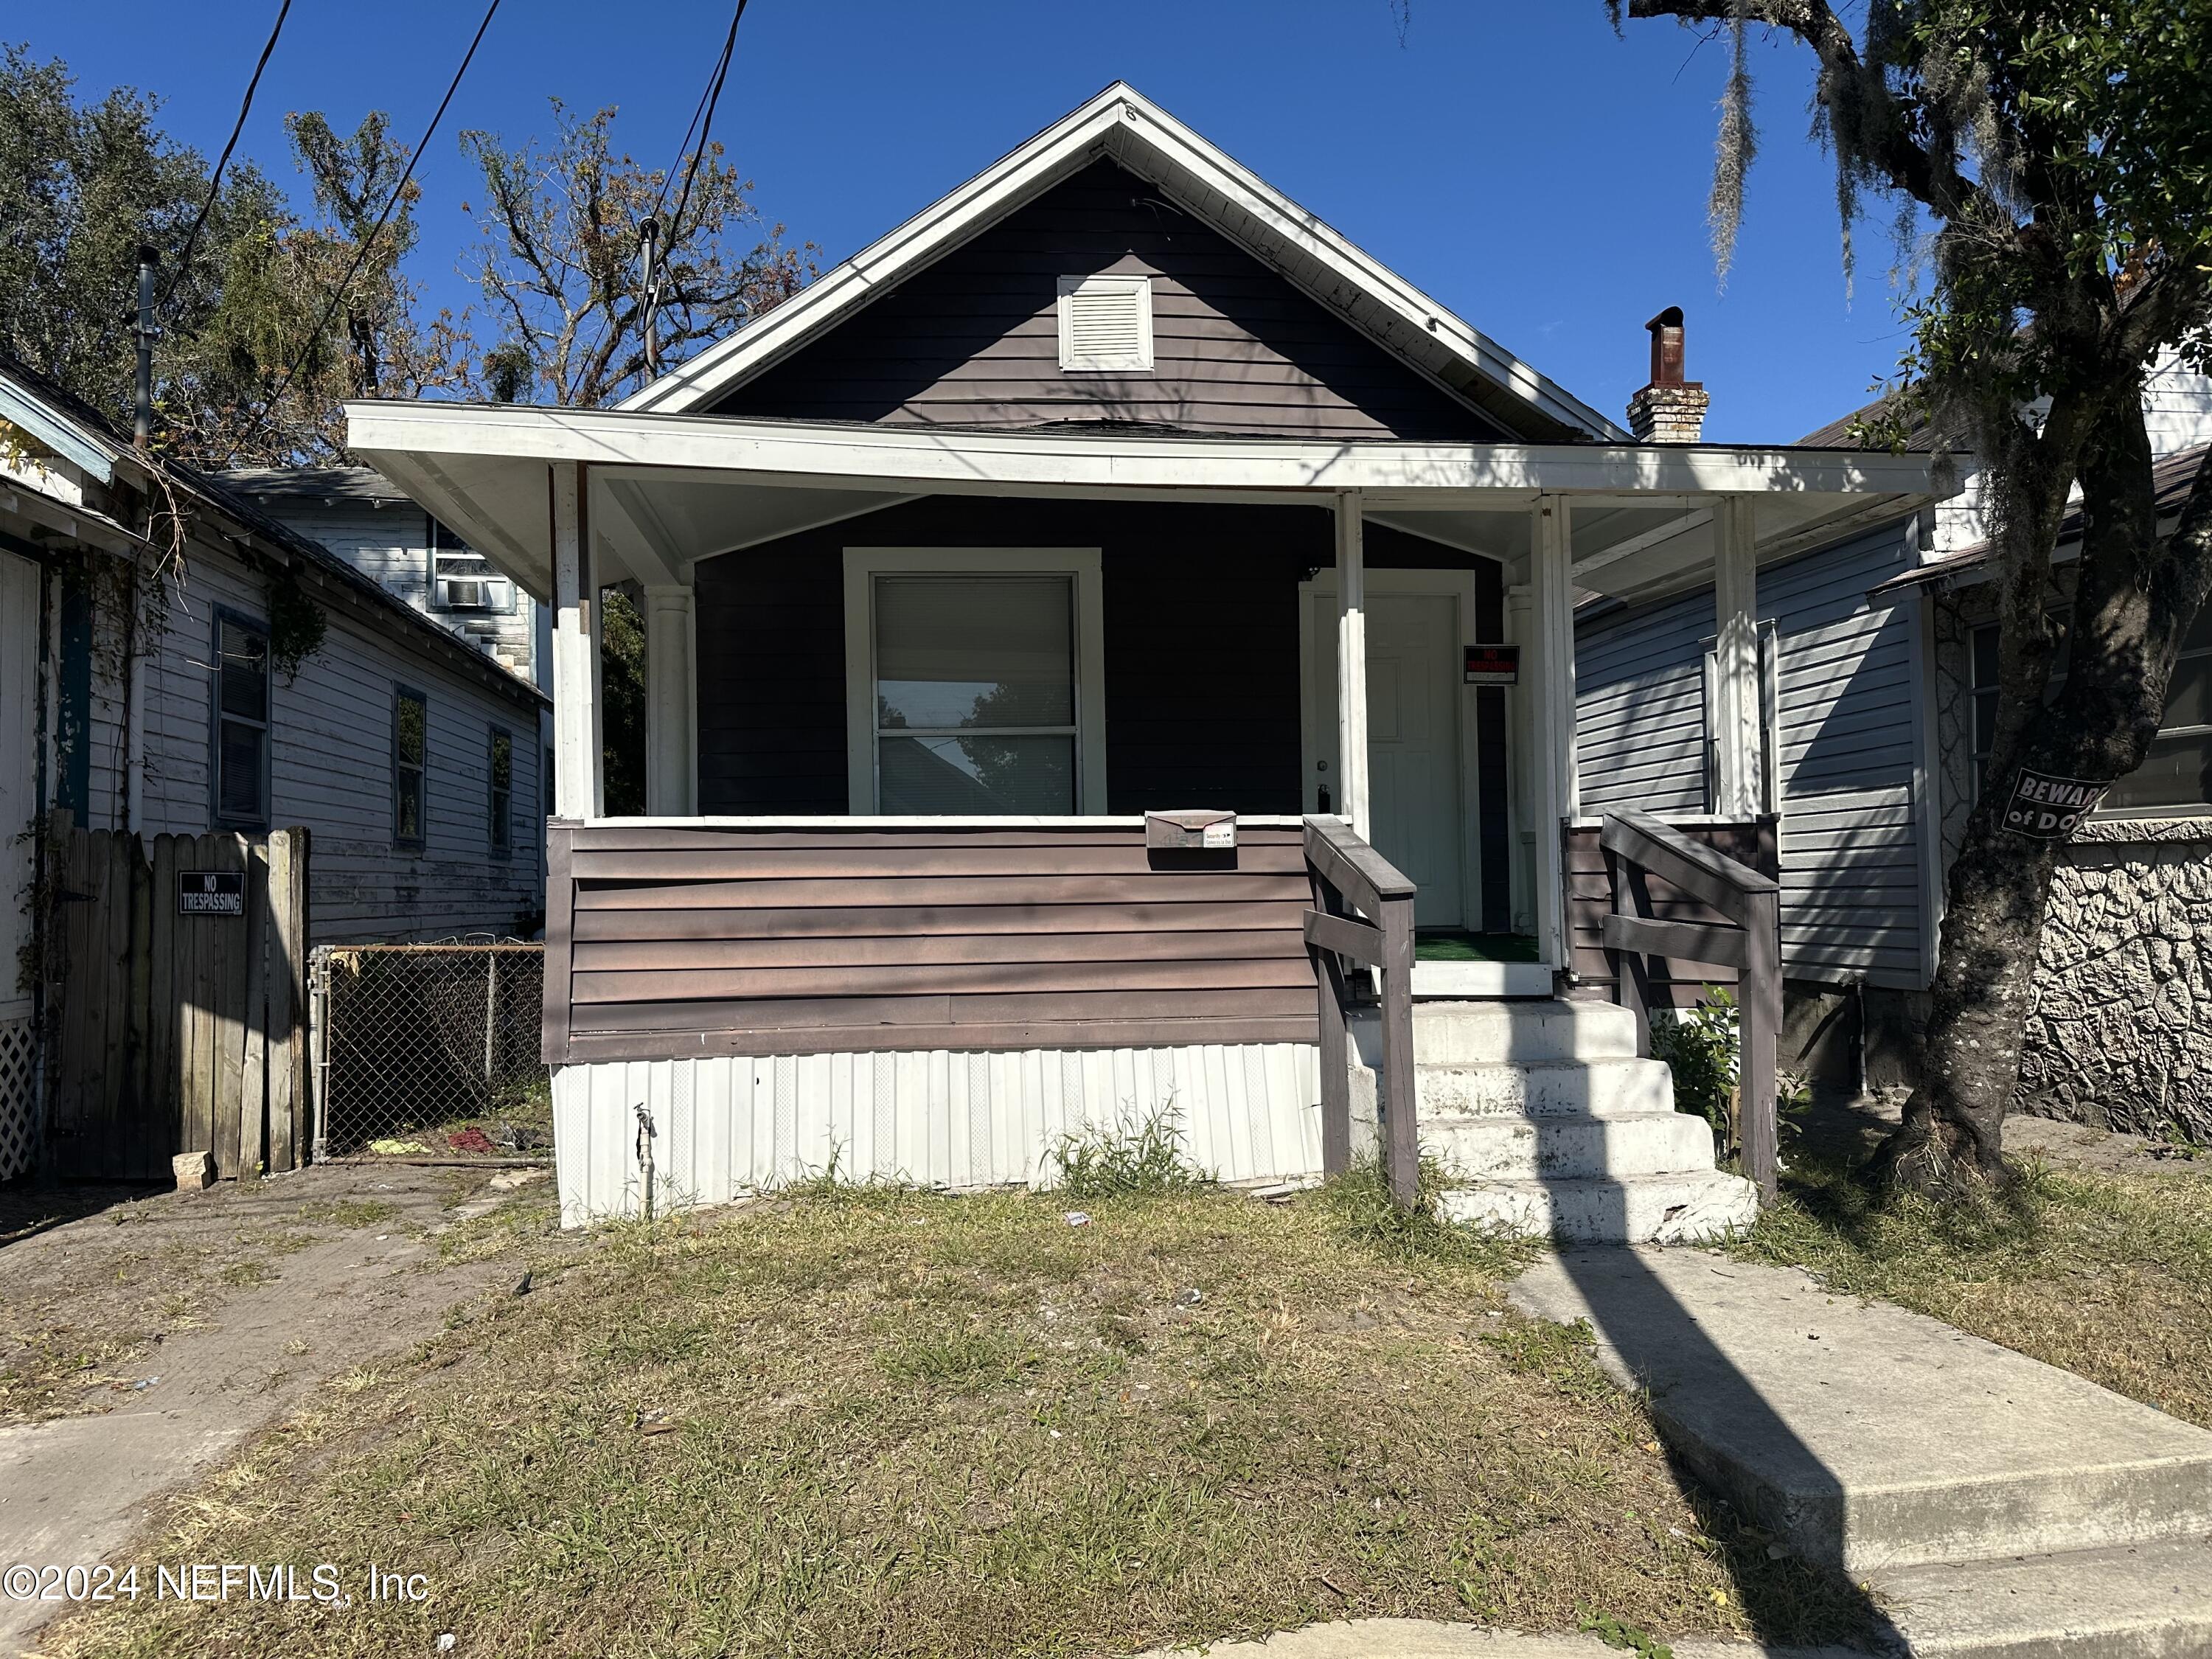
[635, 0, 747, 382]
[159, 0, 293, 313]
[229, 0, 501, 460]
[664, 0, 748, 250]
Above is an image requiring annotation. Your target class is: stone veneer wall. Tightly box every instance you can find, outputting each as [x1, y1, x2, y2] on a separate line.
[1932, 585, 2212, 1141]
[2018, 817, 2212, 1140]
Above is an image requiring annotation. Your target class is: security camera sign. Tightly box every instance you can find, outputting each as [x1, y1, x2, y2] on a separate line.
[2000, 769, 2110, 840]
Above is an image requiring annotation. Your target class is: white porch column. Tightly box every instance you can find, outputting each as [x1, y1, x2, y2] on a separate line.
[1711, 493, 1764, 818]
[644, 585, 697, 815]
[549, 460, 602, 819]
[1334, 490, 1371, 840]
[1528, 494, 1578, 968]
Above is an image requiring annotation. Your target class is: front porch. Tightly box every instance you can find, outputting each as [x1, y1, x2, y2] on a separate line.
[347, 405, 1941, 1221]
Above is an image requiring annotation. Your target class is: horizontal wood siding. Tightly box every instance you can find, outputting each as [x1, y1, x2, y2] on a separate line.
[1575, 587, 1714, 817]
[693, 497, 1483, 817]
[714, 159, 1499, 439]
[552, 1042, 1322, 1221]
[1761, 526, 1925, 987]
[1565, 817, 1778, 1007]
[546, 820, 1321, 1060]
[134, 534, 546, 943]
[1572, 525, 1930, 989]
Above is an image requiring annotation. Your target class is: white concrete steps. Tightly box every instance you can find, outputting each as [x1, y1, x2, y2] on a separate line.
[1406, 998, 1642, 1065]
[1426, 1109, 1719, 1182]
[1439, 1170, 1760, 1244]
[1416, 1057, 1677, 1119]
[1358, 997, 1756, 1245]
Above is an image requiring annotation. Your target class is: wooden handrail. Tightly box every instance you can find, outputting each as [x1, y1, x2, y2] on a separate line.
[1597, 808, 1780, 1201]
[1304, 816, 1419, 1208]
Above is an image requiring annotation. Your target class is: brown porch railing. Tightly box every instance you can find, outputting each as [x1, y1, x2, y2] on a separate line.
[1303, 816, 1419, 1208]
[1599, 807, 1781, 1200]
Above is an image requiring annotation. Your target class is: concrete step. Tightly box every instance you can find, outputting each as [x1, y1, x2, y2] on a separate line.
[1426, 1110, 1721, 1182]
[1874, 1533, 2212, 1657]
[1402, 999, 1642, 1065]
[1438, 1169, 1757, 1244]
[1511, 1249, 2212, 1576]
[1415, 1057, 1678, 1119]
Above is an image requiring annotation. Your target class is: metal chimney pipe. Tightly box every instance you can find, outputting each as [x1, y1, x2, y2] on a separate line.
[133, 243, 159, 451]
[1646, 305, 1686, 389]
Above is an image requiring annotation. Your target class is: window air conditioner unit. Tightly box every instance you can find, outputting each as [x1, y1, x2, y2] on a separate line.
[441, 578, 490, 610]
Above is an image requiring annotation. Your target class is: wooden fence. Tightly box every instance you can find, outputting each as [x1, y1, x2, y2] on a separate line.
[44, 819, 310, 1180]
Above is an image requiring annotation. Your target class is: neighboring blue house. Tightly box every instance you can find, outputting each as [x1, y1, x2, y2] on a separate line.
[1574, 357, 2212, 1136]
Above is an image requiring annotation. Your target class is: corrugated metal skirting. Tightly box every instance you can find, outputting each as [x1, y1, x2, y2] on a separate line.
[552, 1042, 1322, 1225]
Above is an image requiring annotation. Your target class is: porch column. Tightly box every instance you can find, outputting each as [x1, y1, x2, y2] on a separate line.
[644, 585, 697, 815]
[1528, 494, 1578, 968]
[1711, 493, 1764, 818]
[549, 460, 602, 818]
[1334, 490, 1371, 840]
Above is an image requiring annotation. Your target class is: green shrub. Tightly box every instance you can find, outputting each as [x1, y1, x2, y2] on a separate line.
[1650, 986, 1810, 1161]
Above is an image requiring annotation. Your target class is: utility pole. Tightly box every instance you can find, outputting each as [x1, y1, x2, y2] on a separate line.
[133, 244, 159, 452]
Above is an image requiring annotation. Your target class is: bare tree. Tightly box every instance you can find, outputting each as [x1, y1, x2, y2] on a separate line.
[459, 99, 810, 410]
[1613, 0, 2212, 1192]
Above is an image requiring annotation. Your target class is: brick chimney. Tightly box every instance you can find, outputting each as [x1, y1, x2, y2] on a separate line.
[1626, 306, 1709, 443]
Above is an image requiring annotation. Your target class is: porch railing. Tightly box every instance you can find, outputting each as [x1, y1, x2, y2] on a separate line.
[1599, 807, 1781, 1200]
[1303, 816, 1419, 1208]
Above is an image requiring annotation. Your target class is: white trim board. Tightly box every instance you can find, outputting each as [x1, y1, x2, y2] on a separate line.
[840, 547, 1110, 814]
[611, 83, 1619, 442]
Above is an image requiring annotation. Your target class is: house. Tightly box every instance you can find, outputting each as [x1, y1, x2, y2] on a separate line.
[0, 353, 551, 1177]
[344, 83, 1947, 1231]
[217, 466, 553, 689]
[1574, 355, 2212, 1141]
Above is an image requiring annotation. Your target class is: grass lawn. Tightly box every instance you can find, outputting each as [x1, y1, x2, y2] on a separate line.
[46, 1175, 1867, 1659]
[1737, 1149, 2212, 1429]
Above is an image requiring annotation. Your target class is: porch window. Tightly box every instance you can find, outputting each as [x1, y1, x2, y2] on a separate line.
[874, 575, 1077, 813]
[845, 549, 1107, 815]
[212, 611, 271, 830]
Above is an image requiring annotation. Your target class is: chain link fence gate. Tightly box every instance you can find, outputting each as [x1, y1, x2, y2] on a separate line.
[310, 941, 551, 1162]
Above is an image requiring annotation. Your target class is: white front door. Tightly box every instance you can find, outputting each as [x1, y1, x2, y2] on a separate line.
[1305, 585, 1465, 928]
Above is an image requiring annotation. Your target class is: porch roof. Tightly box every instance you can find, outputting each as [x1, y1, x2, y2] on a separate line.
[344, 398, 1950, 605]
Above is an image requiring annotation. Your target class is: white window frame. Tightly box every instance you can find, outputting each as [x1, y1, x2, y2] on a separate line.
[1056, 274, 1153, 373]
[842, 548, 1108, 815]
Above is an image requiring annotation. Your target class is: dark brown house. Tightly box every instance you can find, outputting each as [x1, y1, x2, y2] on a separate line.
[351, 83, 1941, 1232]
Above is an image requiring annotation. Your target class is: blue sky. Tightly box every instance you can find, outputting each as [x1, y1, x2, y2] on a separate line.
[21, 1, 1916, 440]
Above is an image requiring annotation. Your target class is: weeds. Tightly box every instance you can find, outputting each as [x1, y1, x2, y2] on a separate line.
[1051, 1104, 1210, 1199]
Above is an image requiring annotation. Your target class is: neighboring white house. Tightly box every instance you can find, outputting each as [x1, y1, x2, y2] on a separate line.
[1573, 351, 2212, 1137]
[0, 352, 551, 962]
[219, 466, 553, 689]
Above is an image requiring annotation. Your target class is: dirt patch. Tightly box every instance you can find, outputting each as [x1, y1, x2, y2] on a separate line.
[0, 1164, 557, 1658]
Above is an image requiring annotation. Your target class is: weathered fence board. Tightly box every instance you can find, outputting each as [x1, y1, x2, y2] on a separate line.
[46, 827, 310, 1180]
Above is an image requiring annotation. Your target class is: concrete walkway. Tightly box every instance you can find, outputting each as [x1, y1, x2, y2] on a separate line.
[0, 1166, 531, 1658]
[1511, 1247, 2212, 1658]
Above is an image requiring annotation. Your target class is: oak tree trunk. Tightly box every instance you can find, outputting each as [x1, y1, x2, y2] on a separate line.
[1876, 396, 2212, 1192]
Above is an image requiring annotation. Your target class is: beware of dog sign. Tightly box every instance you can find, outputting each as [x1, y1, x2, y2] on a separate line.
[2000, 768, 2110, 840]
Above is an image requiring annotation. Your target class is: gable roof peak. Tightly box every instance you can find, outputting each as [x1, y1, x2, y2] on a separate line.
[619, 82, 1624, 442]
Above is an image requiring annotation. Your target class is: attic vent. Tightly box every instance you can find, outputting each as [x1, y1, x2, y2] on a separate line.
[1057, 274, 1152, 372]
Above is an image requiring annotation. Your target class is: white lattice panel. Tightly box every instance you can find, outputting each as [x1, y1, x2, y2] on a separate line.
[0, 1017, 34, 1180]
